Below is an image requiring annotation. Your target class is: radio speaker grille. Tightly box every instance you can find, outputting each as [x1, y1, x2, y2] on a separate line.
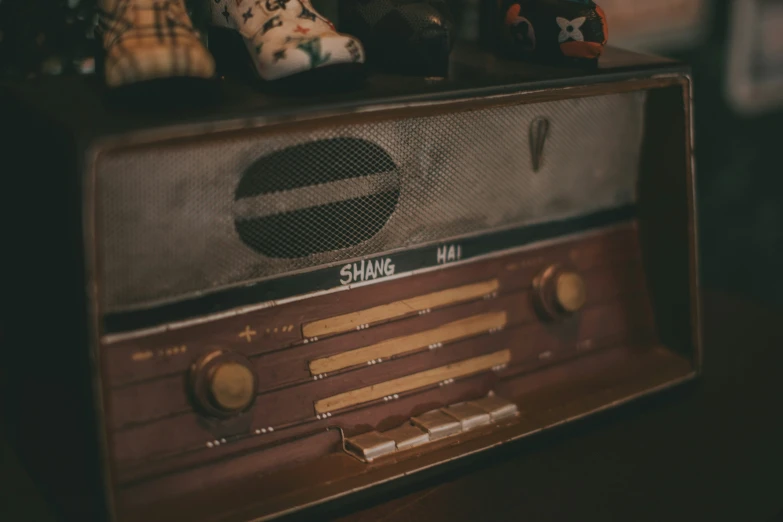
[96, 91, 647, 313]
[234, 137, 401, 259]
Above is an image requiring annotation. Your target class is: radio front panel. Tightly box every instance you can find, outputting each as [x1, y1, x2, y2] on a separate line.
[105, 222, 666, 514]
[90, 76, 698, 522]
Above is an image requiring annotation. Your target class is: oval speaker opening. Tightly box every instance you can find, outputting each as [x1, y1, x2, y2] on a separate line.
[233, 138, 400, 259]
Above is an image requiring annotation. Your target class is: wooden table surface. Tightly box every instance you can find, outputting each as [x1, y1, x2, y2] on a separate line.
[3, 290, 783, 522]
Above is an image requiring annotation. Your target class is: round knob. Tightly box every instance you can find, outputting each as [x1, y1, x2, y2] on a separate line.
[533, 265, 587, 320]
[555, 271, 587, 313]
[190, 350, 257, 417]
[210, 363, 256, 412]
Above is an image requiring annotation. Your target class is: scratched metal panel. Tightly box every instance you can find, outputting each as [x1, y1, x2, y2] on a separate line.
[96, 91, 647, 313]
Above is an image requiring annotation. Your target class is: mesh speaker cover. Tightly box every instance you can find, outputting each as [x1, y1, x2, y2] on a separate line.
[96, 91, 647, 313]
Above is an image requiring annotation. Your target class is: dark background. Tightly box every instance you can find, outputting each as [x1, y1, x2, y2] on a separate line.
[1, 0, 782, 521]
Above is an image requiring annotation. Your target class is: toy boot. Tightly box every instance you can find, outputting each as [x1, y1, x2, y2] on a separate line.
[208, 0, 365, 83]
[499, 0, 608, 64]
[338, 0, 455, 76]
[97, 0, 215, 87]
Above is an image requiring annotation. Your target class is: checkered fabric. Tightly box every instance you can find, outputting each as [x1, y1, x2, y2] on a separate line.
[211, 0, 365, 81]
[98, 0, 215, 87]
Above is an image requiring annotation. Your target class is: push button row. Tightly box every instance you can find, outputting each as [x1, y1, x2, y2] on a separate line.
[345, 395, 519, 462]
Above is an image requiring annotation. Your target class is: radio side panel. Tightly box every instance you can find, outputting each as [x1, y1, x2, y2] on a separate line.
[0, 89, 110, 522]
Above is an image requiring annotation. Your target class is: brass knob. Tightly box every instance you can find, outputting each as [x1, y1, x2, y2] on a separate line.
[190, 350, 256, 417]
[209, 363, 256, 412]
[533, 265, 587, 320]
[555, 271, 587, 313]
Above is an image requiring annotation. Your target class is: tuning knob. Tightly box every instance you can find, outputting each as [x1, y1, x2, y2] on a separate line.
[533, 265, 587, 320]
[190, 350, 257, 417]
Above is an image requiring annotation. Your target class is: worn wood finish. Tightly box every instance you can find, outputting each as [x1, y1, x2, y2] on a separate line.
[119, 429, 347, 510]
[107, 235, 653, 471]
[111, 294, 655, 467]
[117, 340, 674, 509]
[104, 224, 641, 388]
[116, 344, 694, 522]
[101, 227, 663, 512]
[107, 259, 647, 431]
[113, 315, 655, 485]
[117, 371, 501, 486]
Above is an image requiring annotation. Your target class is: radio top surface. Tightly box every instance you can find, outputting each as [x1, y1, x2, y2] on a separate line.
[1, 44, 681, 140]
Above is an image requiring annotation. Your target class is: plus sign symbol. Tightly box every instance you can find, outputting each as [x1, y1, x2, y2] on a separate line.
[239, 325, 257, 342]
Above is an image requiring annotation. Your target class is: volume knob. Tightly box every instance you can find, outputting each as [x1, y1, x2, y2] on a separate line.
[533, 265, 587, 320]
[190, 350, 257, 417]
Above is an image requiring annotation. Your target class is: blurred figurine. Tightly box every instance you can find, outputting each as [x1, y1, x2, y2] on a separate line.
[96, 0, 215, 87]
[208, 0, 365, 83]
[499, 0, 607, 64]
[338, 0, 455, 76]
[0, 0, 98, 80]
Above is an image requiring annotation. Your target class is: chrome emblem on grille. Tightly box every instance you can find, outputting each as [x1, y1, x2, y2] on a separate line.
[529, 117, 550, 172]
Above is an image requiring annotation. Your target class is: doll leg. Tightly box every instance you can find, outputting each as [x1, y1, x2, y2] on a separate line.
[208, 0, 364, 82]
[97, 0, 215, 87]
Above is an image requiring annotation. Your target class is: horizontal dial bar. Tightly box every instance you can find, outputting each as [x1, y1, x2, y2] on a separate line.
[309, 311, 508, 375]
[302, 279, 500, 338]
[313, 350, 511, 414]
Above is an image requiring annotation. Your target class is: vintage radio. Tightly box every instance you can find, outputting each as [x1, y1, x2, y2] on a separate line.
[0, 45, 700, 522]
